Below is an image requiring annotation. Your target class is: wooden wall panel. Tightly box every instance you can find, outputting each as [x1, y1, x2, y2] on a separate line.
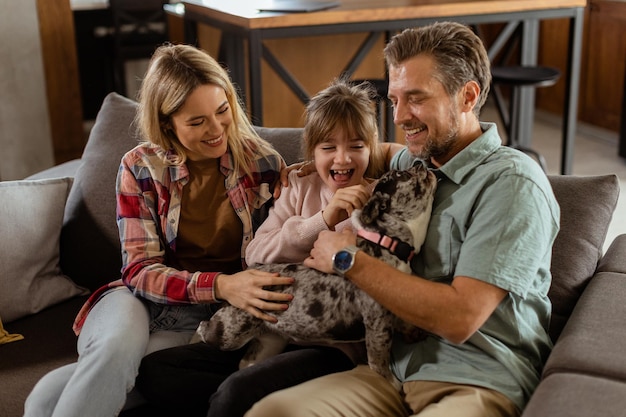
[579, 0, 626, 131]
[196, 26, 385, 129]
[37, 0, 85, 163]
[260, 33, 385, 127]
[536, 18, 575, 117]
[537, 2, 626, 133]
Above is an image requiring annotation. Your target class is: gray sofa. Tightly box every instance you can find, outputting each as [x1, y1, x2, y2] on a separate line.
[0, 92, 624, 417]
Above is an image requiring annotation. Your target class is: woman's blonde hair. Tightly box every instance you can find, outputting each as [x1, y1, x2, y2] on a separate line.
[303, 79, 385, 179]
[135, 43, 274, 178]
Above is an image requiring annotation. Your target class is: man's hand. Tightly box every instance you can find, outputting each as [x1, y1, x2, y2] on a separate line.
[304, 228, 357, 274]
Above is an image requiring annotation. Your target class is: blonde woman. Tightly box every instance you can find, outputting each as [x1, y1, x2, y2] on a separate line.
[24, 44, 291, 417]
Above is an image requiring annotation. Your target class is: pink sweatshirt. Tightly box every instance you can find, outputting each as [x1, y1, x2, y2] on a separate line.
[245, 170, 376, 265]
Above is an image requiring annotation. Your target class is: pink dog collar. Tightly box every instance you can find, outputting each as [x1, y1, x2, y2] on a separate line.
[356, 229, 415, 263]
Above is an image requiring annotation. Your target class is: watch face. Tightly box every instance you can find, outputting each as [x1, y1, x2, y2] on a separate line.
[334, 250, 353, 271]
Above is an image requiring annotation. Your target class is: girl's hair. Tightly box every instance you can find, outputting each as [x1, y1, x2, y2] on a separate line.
[303, 79, 385, 179]
[135, 43, 275, 177]
[383, 22, 492, 116]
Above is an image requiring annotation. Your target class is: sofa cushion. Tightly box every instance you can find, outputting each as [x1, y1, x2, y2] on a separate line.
[521, 373, 626, 417]
[543, 271, 626, 380]
[60, 93, 140, 291]
[597, 233, 626, 274]
[0, 297, 85, 417]
[253, 126, 304, 166]
[546, 174, 619, 341]
[0, 178, 88, 323]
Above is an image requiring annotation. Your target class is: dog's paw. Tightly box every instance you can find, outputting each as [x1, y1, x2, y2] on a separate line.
[238, 334, 289, 369]
[238, 357, 259, 369]
[371, 365, 403, 391]
[389, 375, 403, 391]
[189, 320, 211, 344]
[394, 319, 428, 344]
[189, 332, 203, 344]
[400, 326, 428, 344]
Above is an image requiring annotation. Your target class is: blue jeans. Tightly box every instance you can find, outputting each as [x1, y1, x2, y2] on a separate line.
[23, 288, 213, 417]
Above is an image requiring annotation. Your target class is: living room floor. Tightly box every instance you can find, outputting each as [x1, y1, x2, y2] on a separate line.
[482, 103, 626, 252]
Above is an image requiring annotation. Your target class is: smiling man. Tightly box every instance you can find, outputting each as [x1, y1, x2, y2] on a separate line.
[245, 21, 561, 417]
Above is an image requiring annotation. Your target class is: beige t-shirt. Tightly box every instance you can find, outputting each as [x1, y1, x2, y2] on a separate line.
[175, 158, 243, 274]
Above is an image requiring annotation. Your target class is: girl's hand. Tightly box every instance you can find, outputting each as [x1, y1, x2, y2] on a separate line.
[214, 270, 294, 323]
[322, 184, 371, 229]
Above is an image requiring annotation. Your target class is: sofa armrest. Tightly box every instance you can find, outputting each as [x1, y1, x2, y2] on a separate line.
[597, 234, 626, 274]
[543, 269, 626, 380]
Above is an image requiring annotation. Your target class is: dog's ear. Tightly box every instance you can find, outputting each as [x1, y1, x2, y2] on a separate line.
[360, 191, 391, 225]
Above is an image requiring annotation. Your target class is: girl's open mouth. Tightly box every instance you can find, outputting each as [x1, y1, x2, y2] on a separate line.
[331, 169, 354, 183]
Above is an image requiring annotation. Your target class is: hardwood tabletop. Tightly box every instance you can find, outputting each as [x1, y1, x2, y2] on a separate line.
[182, 0, 587, 30]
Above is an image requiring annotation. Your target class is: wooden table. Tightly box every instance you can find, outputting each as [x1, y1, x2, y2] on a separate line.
[181, 0, 587, 175]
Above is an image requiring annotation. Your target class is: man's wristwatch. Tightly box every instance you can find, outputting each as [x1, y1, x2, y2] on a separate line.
[332, 245, 360, 276]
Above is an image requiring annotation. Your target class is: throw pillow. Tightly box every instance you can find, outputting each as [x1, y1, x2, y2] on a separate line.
[0, 178, 89, 323]
[60, 92, 140, 291]
[547, 174, 620, 342]
[253, 126, 304, 166]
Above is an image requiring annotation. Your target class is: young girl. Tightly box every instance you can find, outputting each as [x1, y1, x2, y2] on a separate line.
[245, 79, 387, 264]
[24, 44, 292, 417]
[135, 79, 398, 417]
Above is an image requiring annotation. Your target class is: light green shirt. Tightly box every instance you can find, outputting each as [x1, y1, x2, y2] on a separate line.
[390, 123, 560, 411]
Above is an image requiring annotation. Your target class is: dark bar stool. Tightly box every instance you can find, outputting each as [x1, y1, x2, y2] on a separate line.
[491, 65, 561, 171]
[110, 0, 169, 97]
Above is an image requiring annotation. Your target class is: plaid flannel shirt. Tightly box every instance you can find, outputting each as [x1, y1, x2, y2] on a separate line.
[73, 143, 282, 334]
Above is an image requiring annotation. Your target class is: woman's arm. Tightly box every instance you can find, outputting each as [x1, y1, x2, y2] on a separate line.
[116, 155, 219, 305]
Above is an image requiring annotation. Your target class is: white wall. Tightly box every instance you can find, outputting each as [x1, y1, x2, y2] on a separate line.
[0, 0, 55, 180]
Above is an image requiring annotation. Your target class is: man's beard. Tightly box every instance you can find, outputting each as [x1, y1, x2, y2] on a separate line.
[411, 108, 459, 162]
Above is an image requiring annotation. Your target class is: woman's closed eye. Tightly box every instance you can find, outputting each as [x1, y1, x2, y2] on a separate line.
[188, 118, 205, 127]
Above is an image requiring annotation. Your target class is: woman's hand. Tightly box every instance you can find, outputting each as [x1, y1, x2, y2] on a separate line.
[214, 270, 294, 323]
[273, 160, 312, 199]
[322, 184, 371, 229]
[295, 160, 316, 177]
